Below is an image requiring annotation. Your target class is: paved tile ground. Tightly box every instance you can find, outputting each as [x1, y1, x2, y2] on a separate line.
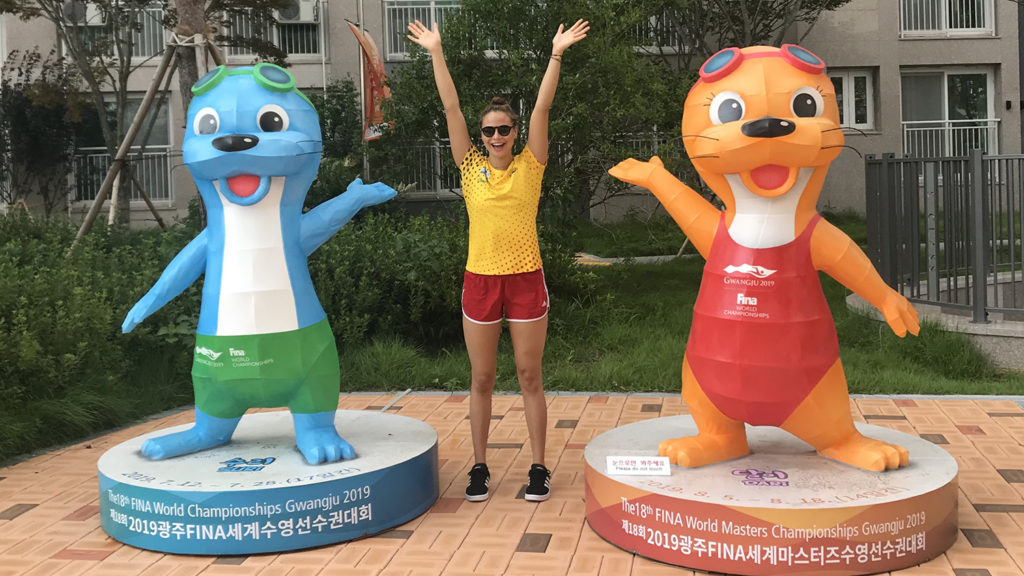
[1, 393, 1023, 576]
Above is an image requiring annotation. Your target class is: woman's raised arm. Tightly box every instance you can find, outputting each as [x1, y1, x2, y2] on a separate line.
[528, 19, 589, 165]
[407, 20, 472, 165]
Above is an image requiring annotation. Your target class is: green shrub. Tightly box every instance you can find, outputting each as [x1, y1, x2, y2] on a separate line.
[0, 214, 196, 461]
[0, 208, 593, 461]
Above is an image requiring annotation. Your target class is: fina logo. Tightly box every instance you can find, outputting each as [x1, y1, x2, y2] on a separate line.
[724, 263, 777, 278]
[195, 346, 222, 360]
[218, 457, 276, 472]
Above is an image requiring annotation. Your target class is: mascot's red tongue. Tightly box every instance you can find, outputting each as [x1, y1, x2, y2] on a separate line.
[750, 164, 789, 190]
[227, 175, 260, 197]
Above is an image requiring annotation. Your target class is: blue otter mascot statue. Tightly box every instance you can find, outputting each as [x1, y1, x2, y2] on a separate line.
[122, 63, 396, 465]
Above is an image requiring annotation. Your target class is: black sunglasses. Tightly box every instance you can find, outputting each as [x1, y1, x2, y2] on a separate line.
[481, 125, 514, 137]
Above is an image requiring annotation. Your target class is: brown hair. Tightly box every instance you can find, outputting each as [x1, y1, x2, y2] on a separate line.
[480, 96, 519, 127]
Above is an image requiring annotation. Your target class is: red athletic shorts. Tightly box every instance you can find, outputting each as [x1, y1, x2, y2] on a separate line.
[461, 269, 549, 324]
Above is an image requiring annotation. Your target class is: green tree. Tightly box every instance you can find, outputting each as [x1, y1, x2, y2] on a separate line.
[305, 78, 365, 210]
[0, 0, 292, 225]
[0, 50, 88, 216]
[378, 0, 858, 224]
[380, 0, 692, 224]
[640, 0, 855, 71]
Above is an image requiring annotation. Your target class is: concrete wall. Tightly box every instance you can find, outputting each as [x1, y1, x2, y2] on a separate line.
[800, 0, 1021, 213]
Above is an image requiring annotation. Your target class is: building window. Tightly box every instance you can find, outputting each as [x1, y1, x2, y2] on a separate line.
[899, 0, 994, 37]
[383, 0, 460, 61]
[829, 69, 875, 130]
[900, 69, 998, 157]
[225, 0, 324, 59]
[61, 2, 166, 60]
[634, 11, 691, 53]
[73, 96, 172, 203]
[0, 13, 7, 59]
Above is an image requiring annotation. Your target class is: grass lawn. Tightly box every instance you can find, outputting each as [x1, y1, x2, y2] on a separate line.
[335, 211, 1022, 395]
[568, 209, 868, 259]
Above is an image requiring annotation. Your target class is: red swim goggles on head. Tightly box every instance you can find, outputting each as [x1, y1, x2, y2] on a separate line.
[698, 44, 826, 83]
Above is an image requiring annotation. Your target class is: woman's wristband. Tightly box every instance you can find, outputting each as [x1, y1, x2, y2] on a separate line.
[550, 53, 562, 62]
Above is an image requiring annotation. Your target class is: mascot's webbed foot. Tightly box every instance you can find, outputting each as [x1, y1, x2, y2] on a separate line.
[293, 411, 355, 465]
[819, 434, 909, 472]
[141, 409, 240, 459]
[658, 433, 750, 468]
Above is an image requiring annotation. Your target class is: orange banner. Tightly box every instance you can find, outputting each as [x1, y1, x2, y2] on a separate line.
[347, 22, 391, 141]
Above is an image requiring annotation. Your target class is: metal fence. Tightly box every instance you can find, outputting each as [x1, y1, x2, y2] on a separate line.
[73, 149, 172, 203]
[865, 149, 1024, 323]
[391, 142, 461, 195]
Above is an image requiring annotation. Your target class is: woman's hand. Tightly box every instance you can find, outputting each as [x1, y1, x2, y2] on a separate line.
[407, 20, 442, 54]
[552, 19, 590, 55]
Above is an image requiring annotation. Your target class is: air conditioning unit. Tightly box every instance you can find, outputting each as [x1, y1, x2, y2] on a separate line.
[61, 0, 105, 26]
[276, 0, 318, 24]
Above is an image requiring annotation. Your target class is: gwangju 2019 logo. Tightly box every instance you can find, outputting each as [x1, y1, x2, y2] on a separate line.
[218, 457, 276, 472]
[724, 263, 777, 278]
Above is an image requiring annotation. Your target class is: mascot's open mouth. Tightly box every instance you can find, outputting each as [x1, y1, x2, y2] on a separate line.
[227, 174, 261, 197]
[749, 164, 790, 190]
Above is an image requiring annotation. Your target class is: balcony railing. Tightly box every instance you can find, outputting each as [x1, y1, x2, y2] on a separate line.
[73, 148, 172, 203]
[224, 12, 322, 58]
[900, 0, 994, 36]
[383, 0, 460, 61]
[902, 119, 999, 158]
[66, 5, 166, 60]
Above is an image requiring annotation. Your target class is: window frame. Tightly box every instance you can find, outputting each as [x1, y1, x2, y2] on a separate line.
[382, 0, 461, 62]
[222, 1, 327, 62]
[829, 69, 876, 131]
[72, 93, 174, 205]
[899, 0, 995, 38]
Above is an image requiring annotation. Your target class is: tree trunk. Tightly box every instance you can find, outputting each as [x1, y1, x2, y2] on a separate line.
[175, 0, 208, 115]
[175, 0, 208, 225]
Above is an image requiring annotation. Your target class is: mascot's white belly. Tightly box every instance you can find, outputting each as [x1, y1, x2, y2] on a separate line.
[216, 176, 297, 335]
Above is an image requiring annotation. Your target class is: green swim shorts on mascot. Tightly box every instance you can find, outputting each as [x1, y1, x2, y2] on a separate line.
[122, 63, 397, 465]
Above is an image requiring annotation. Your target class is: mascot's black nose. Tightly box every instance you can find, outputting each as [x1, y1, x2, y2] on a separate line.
[741, 117, 796, 138]
[213, 134, 259, 152]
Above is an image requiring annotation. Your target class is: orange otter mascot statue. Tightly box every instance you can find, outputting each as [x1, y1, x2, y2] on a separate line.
[610, 45, 920, 472]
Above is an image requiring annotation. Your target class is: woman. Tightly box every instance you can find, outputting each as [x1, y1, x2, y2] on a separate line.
[407, 18, 588, 502]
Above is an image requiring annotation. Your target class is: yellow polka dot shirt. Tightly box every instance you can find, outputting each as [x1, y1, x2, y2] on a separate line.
[460, 146, 545, 275]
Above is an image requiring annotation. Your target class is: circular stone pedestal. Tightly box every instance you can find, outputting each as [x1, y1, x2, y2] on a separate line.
[585, 416, 957, 575]
[98, 410, 438, 555]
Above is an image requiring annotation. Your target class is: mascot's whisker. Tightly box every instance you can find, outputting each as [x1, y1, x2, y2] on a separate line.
[822, 144, 863, 158]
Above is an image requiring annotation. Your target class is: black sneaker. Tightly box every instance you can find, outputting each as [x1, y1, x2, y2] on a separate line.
[525, 464, 551, 502]
[465, 463, 490, 502]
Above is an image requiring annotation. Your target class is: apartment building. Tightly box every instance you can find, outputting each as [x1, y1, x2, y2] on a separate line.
[800, 0, 1021, 210]
[0, 0, 1018, 220]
